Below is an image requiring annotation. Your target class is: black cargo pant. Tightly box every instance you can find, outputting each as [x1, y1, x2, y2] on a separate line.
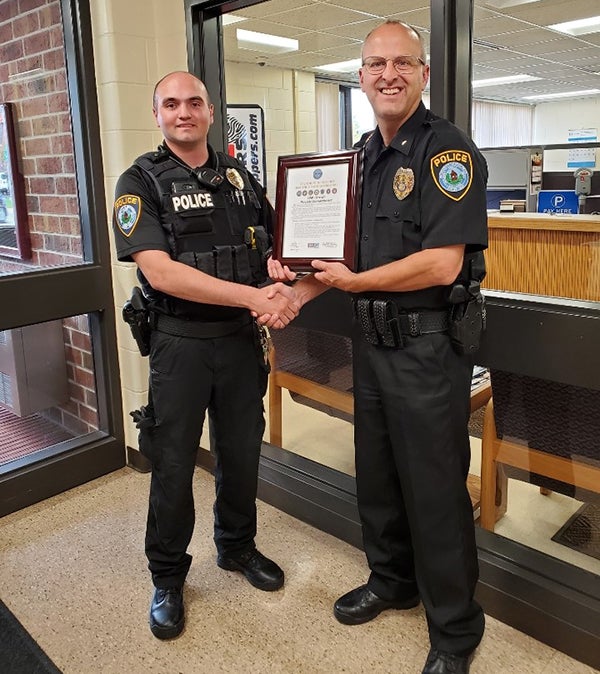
[353, 328, 484, 656]
[139, 321, 268, 589]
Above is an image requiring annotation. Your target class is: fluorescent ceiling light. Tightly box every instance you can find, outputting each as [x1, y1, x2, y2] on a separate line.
[317, 58, 362, 73]
[222, 14, 246, 26]
[473, 74, 541, 87]
[484, 0, 540, 7]
[236, 28, 298, 54]
[523, 89, 600, 100]
[549, 15, 600, 36]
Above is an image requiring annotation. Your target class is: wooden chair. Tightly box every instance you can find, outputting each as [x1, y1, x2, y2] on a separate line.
[479, 369, 600, 531]
[268, 326, 353, 447]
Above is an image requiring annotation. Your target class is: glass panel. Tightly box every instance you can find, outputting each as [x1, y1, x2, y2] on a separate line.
[350, 88, 374, 146]
[0, 0, 84, 277]
[472, 2, 600, 580]
[0, 314, 100, 472]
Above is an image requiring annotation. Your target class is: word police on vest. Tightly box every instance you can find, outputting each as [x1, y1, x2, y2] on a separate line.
[171, 192, 215, 212]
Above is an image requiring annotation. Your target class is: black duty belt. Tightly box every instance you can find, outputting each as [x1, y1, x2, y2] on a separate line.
[353, 298, 449, 348]
[153, 312, 251, 339]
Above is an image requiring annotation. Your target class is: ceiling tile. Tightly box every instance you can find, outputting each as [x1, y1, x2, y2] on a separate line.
[221, 0, 600, 103]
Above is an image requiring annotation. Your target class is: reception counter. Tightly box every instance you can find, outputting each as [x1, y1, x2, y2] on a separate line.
[484, 212, 600, 301]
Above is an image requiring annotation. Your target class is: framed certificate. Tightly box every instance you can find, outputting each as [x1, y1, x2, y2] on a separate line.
[273, 149, 361, 271]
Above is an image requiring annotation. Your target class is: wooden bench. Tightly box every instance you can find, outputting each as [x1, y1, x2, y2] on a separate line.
[268, 329, 492, 512]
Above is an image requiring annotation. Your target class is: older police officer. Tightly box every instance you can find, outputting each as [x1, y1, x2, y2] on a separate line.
[113, 72, 298, 640]
[270, 21, 488, 674]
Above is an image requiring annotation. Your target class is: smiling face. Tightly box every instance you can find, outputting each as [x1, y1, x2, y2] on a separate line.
[359, 23, 429, 142]
[153, 72, 214, 152]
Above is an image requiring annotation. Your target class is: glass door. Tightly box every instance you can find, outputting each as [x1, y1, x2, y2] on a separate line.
[0, 0, 124, 515]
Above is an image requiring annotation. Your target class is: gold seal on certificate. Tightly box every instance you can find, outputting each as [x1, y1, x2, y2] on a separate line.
[272, 150, 361, 271]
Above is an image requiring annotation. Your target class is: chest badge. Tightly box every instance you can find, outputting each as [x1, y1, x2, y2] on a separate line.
[393, 167, 414, 201]
[225, 168, 245, 190]
[430, 150, 473, 201]
[114, 194, 141, 237]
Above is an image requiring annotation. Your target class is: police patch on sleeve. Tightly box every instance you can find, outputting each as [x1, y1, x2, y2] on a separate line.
[114, 195, 141, 236]
[430, 150, 473, 201]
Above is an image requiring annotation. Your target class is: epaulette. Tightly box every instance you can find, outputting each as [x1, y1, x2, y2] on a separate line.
[134, 145, 170, 171]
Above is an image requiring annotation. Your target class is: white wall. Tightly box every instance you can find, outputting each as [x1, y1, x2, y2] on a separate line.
[225, 62, 317, 198]
[90, 0, 187, 451]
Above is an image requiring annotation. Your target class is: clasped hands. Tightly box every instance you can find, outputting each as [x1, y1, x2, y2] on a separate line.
[252, 282, 299, 329]
[253, 258, 357, 329]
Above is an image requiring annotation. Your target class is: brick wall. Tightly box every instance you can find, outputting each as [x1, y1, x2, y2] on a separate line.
[0, 0, 97, 434]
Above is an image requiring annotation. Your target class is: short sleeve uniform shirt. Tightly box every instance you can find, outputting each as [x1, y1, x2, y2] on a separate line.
[358, 102, 488, 310]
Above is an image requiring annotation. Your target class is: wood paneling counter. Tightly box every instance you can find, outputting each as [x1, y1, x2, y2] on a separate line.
[484, 212, 600, 301]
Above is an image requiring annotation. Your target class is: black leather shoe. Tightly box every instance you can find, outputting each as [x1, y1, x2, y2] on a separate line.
[333, 584, 420, 625]
[217, 549, 284, 591]
[149, 587, 185, 640]
[422, 649, 472, 674]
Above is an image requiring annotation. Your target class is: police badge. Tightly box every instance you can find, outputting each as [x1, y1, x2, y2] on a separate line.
[393, 167, 414, 201]
[225, 167, 245, 190]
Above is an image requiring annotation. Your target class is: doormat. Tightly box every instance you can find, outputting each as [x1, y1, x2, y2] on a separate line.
[0, 599, 62, 673]
[0, 406, 73, 466]
[551, 502, 600, 562]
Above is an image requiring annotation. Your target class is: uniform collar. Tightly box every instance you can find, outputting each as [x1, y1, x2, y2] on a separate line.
[360, 102, 428, 161]
[159, 141, 217, 170]
[387, 102, 428, 155]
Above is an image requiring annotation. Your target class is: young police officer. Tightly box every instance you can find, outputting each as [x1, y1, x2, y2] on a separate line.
[269, 21, 488, 674]
[113, 72, 299, 640]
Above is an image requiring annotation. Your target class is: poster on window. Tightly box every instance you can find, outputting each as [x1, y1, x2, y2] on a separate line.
[226, 104, 267, 187]
[567, 128, 597, 168]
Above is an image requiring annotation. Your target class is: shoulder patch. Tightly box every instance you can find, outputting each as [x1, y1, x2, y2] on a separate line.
[114, 194, 141, 237]
[430, 150, 472, 201]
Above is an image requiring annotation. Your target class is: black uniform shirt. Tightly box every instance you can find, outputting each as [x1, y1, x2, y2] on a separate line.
[357, 102, 488, 310]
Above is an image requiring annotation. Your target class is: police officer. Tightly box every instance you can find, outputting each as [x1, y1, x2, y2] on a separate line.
[113, 71, 299, 640]
[269, 21, 488, 674]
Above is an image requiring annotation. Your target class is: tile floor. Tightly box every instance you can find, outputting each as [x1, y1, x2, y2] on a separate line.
[0, 466, 597, 674]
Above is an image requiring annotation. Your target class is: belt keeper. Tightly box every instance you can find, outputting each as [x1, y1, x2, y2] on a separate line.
[407, 312, 420, 337]
[374, 300, 403, 348]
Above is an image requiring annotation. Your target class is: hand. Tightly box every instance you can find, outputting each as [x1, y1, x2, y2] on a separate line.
[252, 283, 299, 328]
[311, 259, 356, 291]
[268, 257, 297, 282]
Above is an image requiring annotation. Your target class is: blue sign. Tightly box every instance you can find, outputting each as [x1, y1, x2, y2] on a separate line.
[537, 190, 579, 214]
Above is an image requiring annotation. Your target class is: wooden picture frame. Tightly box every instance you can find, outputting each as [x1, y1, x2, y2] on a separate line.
[273, 149, 361, 272]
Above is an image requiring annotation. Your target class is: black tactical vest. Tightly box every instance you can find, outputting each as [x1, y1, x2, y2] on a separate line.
[135, 146, 270, 320]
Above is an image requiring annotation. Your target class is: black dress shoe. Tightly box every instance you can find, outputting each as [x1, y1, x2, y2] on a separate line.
[217, 549, 284, 591]
[149, 587, 185, 640]
[422, 649, 472, 674]
[333, 584, 420, 625]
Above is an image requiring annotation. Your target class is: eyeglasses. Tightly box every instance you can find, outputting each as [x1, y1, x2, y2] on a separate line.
[362, 56, 425, 75]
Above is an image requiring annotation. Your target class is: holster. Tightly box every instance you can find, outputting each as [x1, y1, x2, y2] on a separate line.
[449, 292, 486, 355]
[122, 286, 151, 356]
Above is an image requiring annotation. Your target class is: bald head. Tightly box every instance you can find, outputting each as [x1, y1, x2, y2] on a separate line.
[362, 20, 426, 63]
[153, 71, 211, 111]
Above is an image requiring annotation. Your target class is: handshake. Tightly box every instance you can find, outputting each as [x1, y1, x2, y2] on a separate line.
[252, 282, 299, 330]
[250, 257, 355, 329]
